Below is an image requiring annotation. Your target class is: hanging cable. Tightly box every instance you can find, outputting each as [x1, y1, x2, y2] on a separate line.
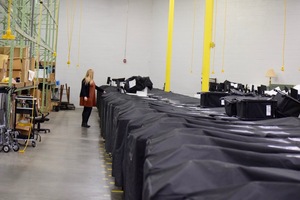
[2, 0, 15, 40]
[123, 0, 130, 64]
[77, 0, 83, 68]
[19, 2, 43, 153]
[281, 0, 287, 72]
[221, 0, 228, 73]
[211, 0, 218, 75]
[66, 0, 77, 66]
[190, 0, 197, 74]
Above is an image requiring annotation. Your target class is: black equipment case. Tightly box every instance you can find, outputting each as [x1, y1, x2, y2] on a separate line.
[223, 96, 239, 117]
[273, 91, 300, 118]
[236, 97, 277, 120]
[200, 92, 229, 108]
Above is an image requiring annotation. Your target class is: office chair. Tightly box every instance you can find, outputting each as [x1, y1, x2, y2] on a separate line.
[33, 103, 50, 133]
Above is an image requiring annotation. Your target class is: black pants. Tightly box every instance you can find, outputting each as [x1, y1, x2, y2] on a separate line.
[82, 107, 92, 125]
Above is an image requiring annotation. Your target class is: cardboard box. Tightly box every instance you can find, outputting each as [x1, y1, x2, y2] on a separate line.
[22, 58, 30, 71]
[6, 70, 30, 83]
[14, 82, 25, 88]
[30, 89, 41, 109]
[22, 70, 29, 83]
[31, 89, 42, 99]
[48, 73, 55, 83]
[6, 58, 29, 82]
[8, 58, 23, 70]
[7, 70, 22, 80]
[0, 55, 8, 80]
[24, 81, 33, 87]
[23, 47, 29, 58]
[0, 46, 29, 58]
[30, 57, 38, 71]
[0, 46, 13, 56]
[16, 124, 31, 136]
[22, 58, 29, 82]
[41, 61, 55, 67]
[0, 54, 8, 69]
[0, 69, 6, 81]
[46, 90, 52, 112]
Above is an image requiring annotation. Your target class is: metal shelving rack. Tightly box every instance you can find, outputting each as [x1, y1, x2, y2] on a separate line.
[0, 0, 60, 127]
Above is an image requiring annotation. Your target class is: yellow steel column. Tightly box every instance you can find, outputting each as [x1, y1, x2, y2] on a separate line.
[164, 0, 175, 92]
[201, 0, 214, 92]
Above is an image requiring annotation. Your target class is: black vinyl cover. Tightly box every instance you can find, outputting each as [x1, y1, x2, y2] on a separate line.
[184, 182, 300, 200]
[222, 95, 262, 117]
[200, 92, 229, 107]
[273, 91, 300, 117]
[223, 95, 239, 116]
[143, 160, 300, 200]
[123, 117, 188, 200]
[97, 86, 300, 200]
[112, 110, 165, 187]
[145, 130, 300, 156]
[144, 144, 300, 175]
[236, 97, 277, 120]
[124, 76, 153, 93]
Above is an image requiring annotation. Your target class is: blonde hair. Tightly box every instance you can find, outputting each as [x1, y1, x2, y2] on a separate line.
[84, 69, 94, 84]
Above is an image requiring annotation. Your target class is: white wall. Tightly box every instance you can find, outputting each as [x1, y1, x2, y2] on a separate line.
[150, 0, 205, 95]
[56, 0, 300, 105]
[56, 0, 152, 106]
[212, 0, 300, 87]
[149, 0, 300, 95]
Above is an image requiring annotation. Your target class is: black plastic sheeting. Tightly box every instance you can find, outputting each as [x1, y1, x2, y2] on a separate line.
[97, 86, 300, 200]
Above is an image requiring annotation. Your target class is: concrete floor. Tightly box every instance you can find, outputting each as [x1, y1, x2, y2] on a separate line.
[0, 108, 123, 200]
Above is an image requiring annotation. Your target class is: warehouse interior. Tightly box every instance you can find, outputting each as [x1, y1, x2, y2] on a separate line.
[0, 0, 300, 200]
[57, 0, 300, 105]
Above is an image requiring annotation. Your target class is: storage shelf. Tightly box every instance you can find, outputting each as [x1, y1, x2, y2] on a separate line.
[0, 0, 60, 127]
[15, 85, 37, 92]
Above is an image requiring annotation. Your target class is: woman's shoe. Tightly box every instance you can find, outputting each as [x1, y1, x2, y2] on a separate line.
[81, 123, 90, 128]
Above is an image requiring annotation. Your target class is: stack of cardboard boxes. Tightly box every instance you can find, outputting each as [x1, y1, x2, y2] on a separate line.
[0, 46, 56, 113]
[0, 46, 30, 87]
[38, 61, 56, 112]
[0, 54, 9, 81]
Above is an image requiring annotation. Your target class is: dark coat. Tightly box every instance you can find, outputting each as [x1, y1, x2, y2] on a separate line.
[80, 79, 90, 98]
[79, 79, 104, 107]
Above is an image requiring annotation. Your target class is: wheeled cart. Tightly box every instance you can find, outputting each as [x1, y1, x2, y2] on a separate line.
[0, 86, 20, 153]
[0, 127, 20, 153]
[14, 96, 41, 148]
